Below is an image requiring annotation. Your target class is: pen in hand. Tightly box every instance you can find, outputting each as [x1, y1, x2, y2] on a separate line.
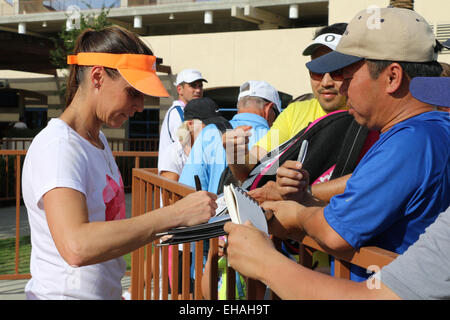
[194, 175, 202, 191]
[297, 140, 309, 164]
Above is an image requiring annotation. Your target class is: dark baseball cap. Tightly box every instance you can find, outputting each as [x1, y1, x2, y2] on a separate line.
[410, 77, 450, 108]
[183, 97, 229, 126]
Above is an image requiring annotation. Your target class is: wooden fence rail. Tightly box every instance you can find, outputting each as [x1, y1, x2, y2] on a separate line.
[130, 169, 399, 300]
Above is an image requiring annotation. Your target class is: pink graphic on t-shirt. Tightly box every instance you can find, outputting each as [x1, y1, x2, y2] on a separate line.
[103, 174, 126, 221]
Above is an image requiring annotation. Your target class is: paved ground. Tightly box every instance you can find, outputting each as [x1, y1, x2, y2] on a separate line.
[0, 194, 133, 300]
[0, 276, 131, 300]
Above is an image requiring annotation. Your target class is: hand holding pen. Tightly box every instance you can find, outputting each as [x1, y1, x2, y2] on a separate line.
[274, 140, 311, 202]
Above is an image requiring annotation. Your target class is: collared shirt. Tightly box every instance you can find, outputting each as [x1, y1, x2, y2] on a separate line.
[179, 113, 270, 193]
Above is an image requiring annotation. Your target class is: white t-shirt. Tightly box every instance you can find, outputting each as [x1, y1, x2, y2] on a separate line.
[157, 140, 188, 176]
[158, 100, 185, 173]
[22, 118, 126, 300]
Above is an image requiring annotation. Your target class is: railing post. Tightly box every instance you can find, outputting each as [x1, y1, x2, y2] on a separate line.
[181, 242, 191, 299]
[14, 155, 21, 275]
[225, 263, 236, 300]
[334, 259, 351, 279]
[130, 171, 140, 300]
[194, 240, 204, 300]
[208, 238, 218, 300]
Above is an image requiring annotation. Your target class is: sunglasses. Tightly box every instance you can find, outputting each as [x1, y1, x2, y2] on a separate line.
[309, 69, 344, 81]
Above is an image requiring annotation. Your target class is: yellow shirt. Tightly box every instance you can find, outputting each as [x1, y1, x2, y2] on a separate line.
[256, 98, 347, 152]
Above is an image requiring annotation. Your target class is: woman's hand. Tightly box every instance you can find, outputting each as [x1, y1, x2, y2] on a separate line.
[172, 191, 218, 226]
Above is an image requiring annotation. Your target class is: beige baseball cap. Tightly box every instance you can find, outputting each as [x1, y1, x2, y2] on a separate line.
[306, 7, 438, 73]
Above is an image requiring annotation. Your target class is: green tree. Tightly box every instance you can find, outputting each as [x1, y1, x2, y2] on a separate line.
[50, 7, 113, 69]
[49, 6, 113, 102]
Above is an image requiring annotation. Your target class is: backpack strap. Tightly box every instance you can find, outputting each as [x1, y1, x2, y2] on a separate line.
[330, 120, 369, 179]
[174, 105, 184, 122]
[167, 105, 184, 143]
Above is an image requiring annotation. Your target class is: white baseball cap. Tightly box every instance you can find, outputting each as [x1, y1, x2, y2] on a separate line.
[238, 80, 282, 112]
[174, 69, 207, 85]
[302, 33, 342, 56]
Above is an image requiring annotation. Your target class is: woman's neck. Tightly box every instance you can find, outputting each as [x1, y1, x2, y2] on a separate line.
[60, 93, 104, 149]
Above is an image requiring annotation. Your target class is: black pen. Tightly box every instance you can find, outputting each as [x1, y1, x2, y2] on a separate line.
[194, 175, 202, 191]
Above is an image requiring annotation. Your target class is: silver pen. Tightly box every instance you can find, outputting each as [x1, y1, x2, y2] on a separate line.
[297, 140, 309, 163]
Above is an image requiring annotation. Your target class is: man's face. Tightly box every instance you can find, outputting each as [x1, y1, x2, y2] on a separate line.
[309, 46, 347, 112]
[340, 60, 381, 130]
[177, 80, 204, 104]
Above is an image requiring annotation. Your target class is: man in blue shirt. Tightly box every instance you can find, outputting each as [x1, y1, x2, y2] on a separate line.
[236, 8, 449, 281]
[222, 75, 450, 300]
[179, 80, 281, 194]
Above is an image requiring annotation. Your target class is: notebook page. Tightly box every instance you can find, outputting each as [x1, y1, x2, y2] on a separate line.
[226, 184, 268, 236]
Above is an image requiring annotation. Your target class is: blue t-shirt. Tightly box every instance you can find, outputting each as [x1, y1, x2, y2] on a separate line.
[179, 113, 269, 193]
[324, 111, 450, 281]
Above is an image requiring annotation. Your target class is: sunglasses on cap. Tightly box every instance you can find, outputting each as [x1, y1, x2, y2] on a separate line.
[309, 69, 344, 81]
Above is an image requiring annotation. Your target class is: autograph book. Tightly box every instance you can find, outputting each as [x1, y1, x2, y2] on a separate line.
[157, 184, 268, 246]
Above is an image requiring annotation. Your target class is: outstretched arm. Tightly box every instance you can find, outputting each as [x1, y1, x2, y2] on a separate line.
[222, 126, 268, 182]
[224, 222, 400, 300]
[44, 188, 217, 267]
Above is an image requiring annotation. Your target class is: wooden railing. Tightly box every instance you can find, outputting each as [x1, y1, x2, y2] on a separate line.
[0, 137, 159, 152]
[0, 139, 159, 201]
[0, 149, 158, 280]
[1, 148, 399, 297]
[130, 169, 399, 300]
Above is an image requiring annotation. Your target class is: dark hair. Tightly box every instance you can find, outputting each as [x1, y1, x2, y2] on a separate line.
[65, 26, 153, 108]
[440, 62, 450, 77]
[314, 23, 348, 39]
[366, 59, 443, 80]
[366, 39, 444, 80]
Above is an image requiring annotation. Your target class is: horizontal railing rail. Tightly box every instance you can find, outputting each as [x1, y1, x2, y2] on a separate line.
[0, 137, 159, 152]
[0, 138, 159, 201]
[130, 169, 399, 300]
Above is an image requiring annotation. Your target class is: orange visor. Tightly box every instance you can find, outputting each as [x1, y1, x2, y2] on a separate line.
[67, 52, 169, 97]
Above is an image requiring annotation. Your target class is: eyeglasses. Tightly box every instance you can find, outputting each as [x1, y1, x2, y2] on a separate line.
[309, 69, 344, 81]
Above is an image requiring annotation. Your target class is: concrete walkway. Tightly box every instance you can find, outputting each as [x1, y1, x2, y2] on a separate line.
[0, 194, 133, 300]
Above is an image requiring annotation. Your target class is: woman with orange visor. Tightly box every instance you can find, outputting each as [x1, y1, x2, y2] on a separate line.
[21, 26, 217, 300]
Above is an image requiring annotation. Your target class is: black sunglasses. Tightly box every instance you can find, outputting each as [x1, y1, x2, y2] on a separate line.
[309, 69, 344, 81]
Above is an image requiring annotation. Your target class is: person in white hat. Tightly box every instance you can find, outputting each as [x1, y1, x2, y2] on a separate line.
[158, 68, 207, 178]
[179, 80, 281, 194]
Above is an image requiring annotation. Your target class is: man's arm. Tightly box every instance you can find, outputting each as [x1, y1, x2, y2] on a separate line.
[222, 125, 268, 182]
[224, 221, 400, 300]
[311, 174, 350, 203]
[160, 171, 180, 181]
[261, 201, 353, 253]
